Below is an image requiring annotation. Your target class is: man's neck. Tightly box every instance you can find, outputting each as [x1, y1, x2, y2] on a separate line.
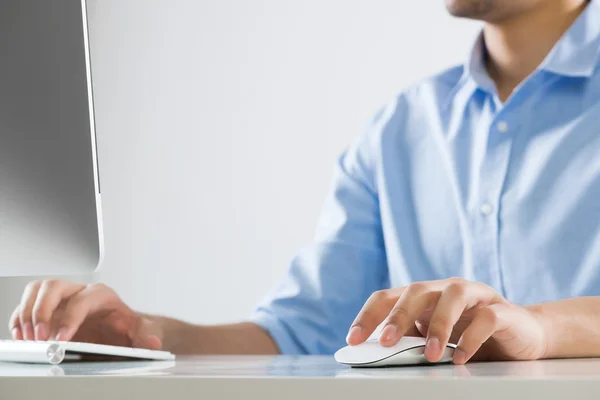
[484, 0, 589, 102]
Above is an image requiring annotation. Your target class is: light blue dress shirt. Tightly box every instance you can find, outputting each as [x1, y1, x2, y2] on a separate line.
[249, 1, 600, 355]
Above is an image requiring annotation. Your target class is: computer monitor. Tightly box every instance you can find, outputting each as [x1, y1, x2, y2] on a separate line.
[0, 0, 103, 276]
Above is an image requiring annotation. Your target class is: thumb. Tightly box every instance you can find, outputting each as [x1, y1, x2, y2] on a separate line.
[130, 317, 163, 350]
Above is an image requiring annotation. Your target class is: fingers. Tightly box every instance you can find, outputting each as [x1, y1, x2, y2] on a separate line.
[131, 318, 163, 351]
[32, 280, 86, 341]
[453, 304, 509, 365]
[10, 280, 87, 341]
[349, 278, 507, 362]
[347, 290, 400, 345]
[55, 283, 120, 342]
[425, 280, 497, 362]
[18, 281, 42, 340]
[380, 282, 441, 346]
[9, 307, 23, 340]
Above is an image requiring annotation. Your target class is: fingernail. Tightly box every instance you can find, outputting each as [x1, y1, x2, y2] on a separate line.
[381, 325, 398, 342]
[426, 336, 440, 353]
[34, 323, 47, 341]
[453, 349, 467, 365]
[55, 327, 71, 342]
[346, 326, 362, 344]
[23, 322, 34, 340]
[12, 327, 21, 340]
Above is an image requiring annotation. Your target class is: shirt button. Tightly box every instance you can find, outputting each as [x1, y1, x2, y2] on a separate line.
[480, 203, 494, 216]
[497, 120, 509, 133]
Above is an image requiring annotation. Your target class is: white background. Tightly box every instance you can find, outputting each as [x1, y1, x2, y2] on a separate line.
[0, 0, 479, 335]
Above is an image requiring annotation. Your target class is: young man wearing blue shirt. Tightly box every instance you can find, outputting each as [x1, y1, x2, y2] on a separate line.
[9, 0, 600, 364]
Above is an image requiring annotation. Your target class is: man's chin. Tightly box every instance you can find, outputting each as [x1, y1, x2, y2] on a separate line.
[445, 0, 497, 20]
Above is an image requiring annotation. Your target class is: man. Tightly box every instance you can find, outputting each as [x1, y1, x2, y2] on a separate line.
[8, 0, 600, 365]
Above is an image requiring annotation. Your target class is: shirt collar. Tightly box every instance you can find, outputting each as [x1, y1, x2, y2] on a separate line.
[443, 32, 495, 109]
[463, 33, 496, 93]
[461, 0, 600, 86]
[541, 0, 600, 77]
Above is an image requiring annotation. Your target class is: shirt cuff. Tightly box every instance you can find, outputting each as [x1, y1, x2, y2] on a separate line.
[246, 309, 305, 355]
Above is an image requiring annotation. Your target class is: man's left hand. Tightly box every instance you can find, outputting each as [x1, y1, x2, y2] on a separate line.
[346, 278, 547, 364]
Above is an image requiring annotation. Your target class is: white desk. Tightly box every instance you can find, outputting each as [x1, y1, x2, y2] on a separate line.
[2, 355, 600, 399]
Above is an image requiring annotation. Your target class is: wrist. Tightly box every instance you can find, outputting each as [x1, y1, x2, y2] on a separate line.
[150, 315, 206, 354]
[525, 303, 554, 359]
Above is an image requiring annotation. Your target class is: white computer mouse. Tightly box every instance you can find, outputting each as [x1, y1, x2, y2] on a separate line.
[334, 336, 456, 367]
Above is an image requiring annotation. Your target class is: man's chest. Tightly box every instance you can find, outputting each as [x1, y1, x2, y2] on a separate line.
[378, 85, 600, 303]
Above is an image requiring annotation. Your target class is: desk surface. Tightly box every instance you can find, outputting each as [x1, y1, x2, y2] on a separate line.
[2, 356, 600, 399]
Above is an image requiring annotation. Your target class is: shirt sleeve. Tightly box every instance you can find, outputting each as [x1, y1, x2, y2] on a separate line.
[247, 108, 391, 355]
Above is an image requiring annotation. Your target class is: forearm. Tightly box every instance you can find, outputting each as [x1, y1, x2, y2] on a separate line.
[146, 315, 280, 355]
[527, 296, 600, 359]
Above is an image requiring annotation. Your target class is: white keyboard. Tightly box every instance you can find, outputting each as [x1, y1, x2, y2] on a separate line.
[0, 340, 175, 365]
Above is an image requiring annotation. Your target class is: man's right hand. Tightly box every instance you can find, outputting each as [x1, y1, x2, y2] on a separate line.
[7, 280, 163, 350]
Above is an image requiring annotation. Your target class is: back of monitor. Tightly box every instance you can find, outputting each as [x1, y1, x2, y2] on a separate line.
[0, 0, 103, 276]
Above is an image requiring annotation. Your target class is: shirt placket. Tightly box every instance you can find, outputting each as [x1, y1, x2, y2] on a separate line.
[470, 99, 514, 297]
